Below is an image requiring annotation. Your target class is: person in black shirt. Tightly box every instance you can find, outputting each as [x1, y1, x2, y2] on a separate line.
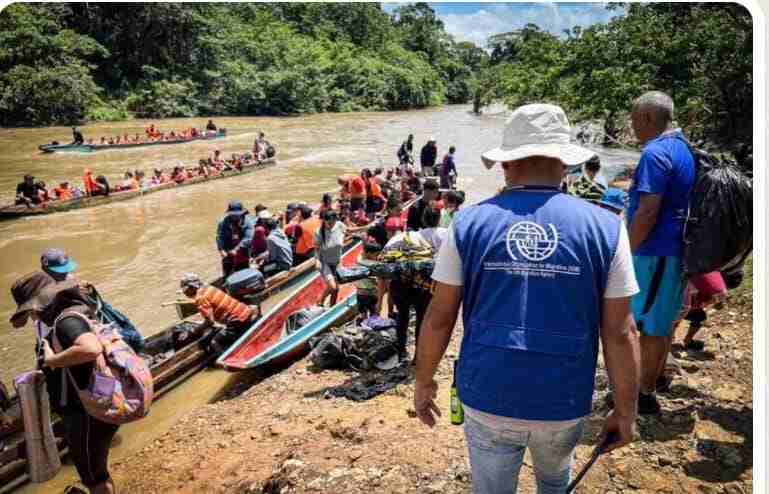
[398, 134, 414, 166]
[11, 273, 119, 494]
[420, 138, 438, 176]
[72, 127, 84, 145]
[206, 119, 217, 131]
[406, 179, 440, 231]
[15, 175, 44, 206]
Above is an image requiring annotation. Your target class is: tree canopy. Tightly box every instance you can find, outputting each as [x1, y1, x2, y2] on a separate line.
[475, 3, 753, 152]
[0, 2, 482, 125]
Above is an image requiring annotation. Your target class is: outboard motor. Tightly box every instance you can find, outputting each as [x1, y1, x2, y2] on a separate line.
[225, 268, 266, 301]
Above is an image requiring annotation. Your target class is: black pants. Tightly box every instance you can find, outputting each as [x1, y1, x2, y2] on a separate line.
[205, 317, 254, 355]
[390, 279, 432, 354]
[222, 255, 249, 278]
[61, 410, 120, 487]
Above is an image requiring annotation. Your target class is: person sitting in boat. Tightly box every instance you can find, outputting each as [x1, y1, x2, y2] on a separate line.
[116, 171, 138, 191]
[206, 119, 217, 132]
[108, 137, 115, 145]
[568, 155, 608, 201]
[217, 201, 254, 277]
[71, 127, 84, 145]
[171, 166, 187, 184]
[53, 181, 74, 201]
[254, 216, 293, 278]
[150, 168, 170, 186]
[35, 181, 51, 204]
[249, 207, 270, 258]
[292, 205, 321, 266]
[179, 273, 257, 355]
[100, 136, 106, 145]
[15, 174, 45, 206]
[82, 169, 103, 197]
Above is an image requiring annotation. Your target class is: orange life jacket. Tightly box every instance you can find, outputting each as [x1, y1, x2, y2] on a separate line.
[295, 216, 321, 255]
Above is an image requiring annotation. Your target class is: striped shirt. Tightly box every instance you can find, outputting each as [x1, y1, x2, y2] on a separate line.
[194, 286, 253, 325]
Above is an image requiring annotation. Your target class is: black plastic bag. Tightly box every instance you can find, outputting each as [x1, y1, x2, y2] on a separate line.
[683, 148, 752, 276]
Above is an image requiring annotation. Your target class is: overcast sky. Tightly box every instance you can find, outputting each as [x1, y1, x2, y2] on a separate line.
[383, 2, 624, 47]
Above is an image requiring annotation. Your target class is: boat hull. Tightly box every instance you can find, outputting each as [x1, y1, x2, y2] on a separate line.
[38, 130, 227, 153]
[0, 157, 276, 221]
[218, 241, 363, 371]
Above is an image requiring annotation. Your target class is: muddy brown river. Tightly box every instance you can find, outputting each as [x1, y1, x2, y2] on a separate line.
[0, 105, 640, 492]
[0, 105, 639, 386]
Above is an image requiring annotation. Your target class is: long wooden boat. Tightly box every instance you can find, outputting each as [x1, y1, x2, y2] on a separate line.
[228, 292, 357, 370]
[0, 259, 316, 492]
[0, 157, 277, 221]
[218, 240, 363, 371]
[38, 129, 227, 153]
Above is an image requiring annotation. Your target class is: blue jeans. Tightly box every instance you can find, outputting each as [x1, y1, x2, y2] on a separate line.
[464, 413, 585, 494]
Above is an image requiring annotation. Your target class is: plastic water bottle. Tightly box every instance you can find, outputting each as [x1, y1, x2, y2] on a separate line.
[450, 360, 464, 425]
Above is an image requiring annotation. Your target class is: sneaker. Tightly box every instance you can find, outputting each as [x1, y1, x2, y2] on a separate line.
[638, 392, 661, 415]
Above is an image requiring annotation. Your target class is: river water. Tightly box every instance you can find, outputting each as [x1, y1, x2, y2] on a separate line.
[0, 105, 641, 492]
[0, 104, 640, 385]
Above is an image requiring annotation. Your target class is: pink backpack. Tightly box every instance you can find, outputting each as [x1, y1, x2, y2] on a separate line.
[53, 311, 153, 424]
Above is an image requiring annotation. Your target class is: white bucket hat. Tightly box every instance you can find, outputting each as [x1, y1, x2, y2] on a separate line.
[258, 209, 272, 220]
[481, 104, 595, 168]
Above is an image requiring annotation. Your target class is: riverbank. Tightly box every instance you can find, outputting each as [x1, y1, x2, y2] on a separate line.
[103, 261, 753, 494]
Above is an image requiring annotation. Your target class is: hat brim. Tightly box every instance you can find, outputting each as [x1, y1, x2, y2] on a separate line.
[481, 143, 595, 169]
[46, 260, 77, 274]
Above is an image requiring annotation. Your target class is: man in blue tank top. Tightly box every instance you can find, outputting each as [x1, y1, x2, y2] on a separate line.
[414, 104, 642, 493]
[627, 91, 695, 414]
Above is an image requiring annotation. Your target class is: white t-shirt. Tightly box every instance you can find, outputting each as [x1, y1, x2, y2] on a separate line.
[433, 222, 639, 431]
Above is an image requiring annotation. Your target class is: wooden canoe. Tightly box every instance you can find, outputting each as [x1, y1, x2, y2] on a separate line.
[226, 292, 357, 370]
[0, 258, 315, 492]
[38, 129, 227, 153]
[0, 157, 277, 221]
[218, 240, 363, 371]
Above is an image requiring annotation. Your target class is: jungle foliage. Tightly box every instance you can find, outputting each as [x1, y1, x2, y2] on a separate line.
[0, 2, 486, 125]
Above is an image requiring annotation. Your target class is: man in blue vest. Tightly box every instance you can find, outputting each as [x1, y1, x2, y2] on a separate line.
[414, 104, 642, 493]
[627, 91, 695, 414]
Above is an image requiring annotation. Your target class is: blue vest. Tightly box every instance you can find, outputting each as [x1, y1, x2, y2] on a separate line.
[453, 188, 620, 420]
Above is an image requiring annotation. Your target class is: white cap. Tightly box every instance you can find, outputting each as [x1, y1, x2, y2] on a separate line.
[258, 210, 272, 220]
[481, 104, 594, 168]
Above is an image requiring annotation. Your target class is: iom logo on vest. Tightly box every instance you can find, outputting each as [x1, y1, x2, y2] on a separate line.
[505, 221, 558, 261]
[483, 220, 581, 279]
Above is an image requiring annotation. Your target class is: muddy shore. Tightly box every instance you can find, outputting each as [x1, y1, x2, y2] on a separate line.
[102, 262, 753, 494]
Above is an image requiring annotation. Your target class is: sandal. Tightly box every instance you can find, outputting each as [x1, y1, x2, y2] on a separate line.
[685, 339, 706, 351]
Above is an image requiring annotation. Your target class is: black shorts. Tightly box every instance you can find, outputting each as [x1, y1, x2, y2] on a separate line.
[366, 197, 384, 215]
[61, 411, 120, 487]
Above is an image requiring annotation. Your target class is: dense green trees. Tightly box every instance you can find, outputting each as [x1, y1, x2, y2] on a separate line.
[476, 4, 752, 151]
[0, 2, 479, 126]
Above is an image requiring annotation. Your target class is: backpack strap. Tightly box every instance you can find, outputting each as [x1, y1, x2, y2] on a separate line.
[51, 310, 94, 408]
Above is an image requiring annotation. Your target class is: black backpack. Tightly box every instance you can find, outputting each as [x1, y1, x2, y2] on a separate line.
[680, 139, 752, 276]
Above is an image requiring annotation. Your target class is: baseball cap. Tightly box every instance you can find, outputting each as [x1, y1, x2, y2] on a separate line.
[40, 248, 77, 274]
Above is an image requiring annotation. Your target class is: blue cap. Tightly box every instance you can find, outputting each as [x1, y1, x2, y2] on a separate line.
[41, 248, 78, 273]
[597, 188, 626, 212]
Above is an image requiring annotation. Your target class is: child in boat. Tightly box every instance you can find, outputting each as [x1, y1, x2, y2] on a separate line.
[356, 241, 383, 319]
[117, 171, 136, 191]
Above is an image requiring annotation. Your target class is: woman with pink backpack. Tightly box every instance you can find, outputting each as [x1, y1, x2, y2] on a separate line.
[11, 259, 152, 494]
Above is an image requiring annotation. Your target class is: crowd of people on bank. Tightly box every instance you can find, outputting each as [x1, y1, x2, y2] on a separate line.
[13, 132, 273, 207]
[6, 91, 752, 494]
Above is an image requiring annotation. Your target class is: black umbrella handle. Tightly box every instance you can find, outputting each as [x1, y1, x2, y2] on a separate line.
[565, 431, 619, 493]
